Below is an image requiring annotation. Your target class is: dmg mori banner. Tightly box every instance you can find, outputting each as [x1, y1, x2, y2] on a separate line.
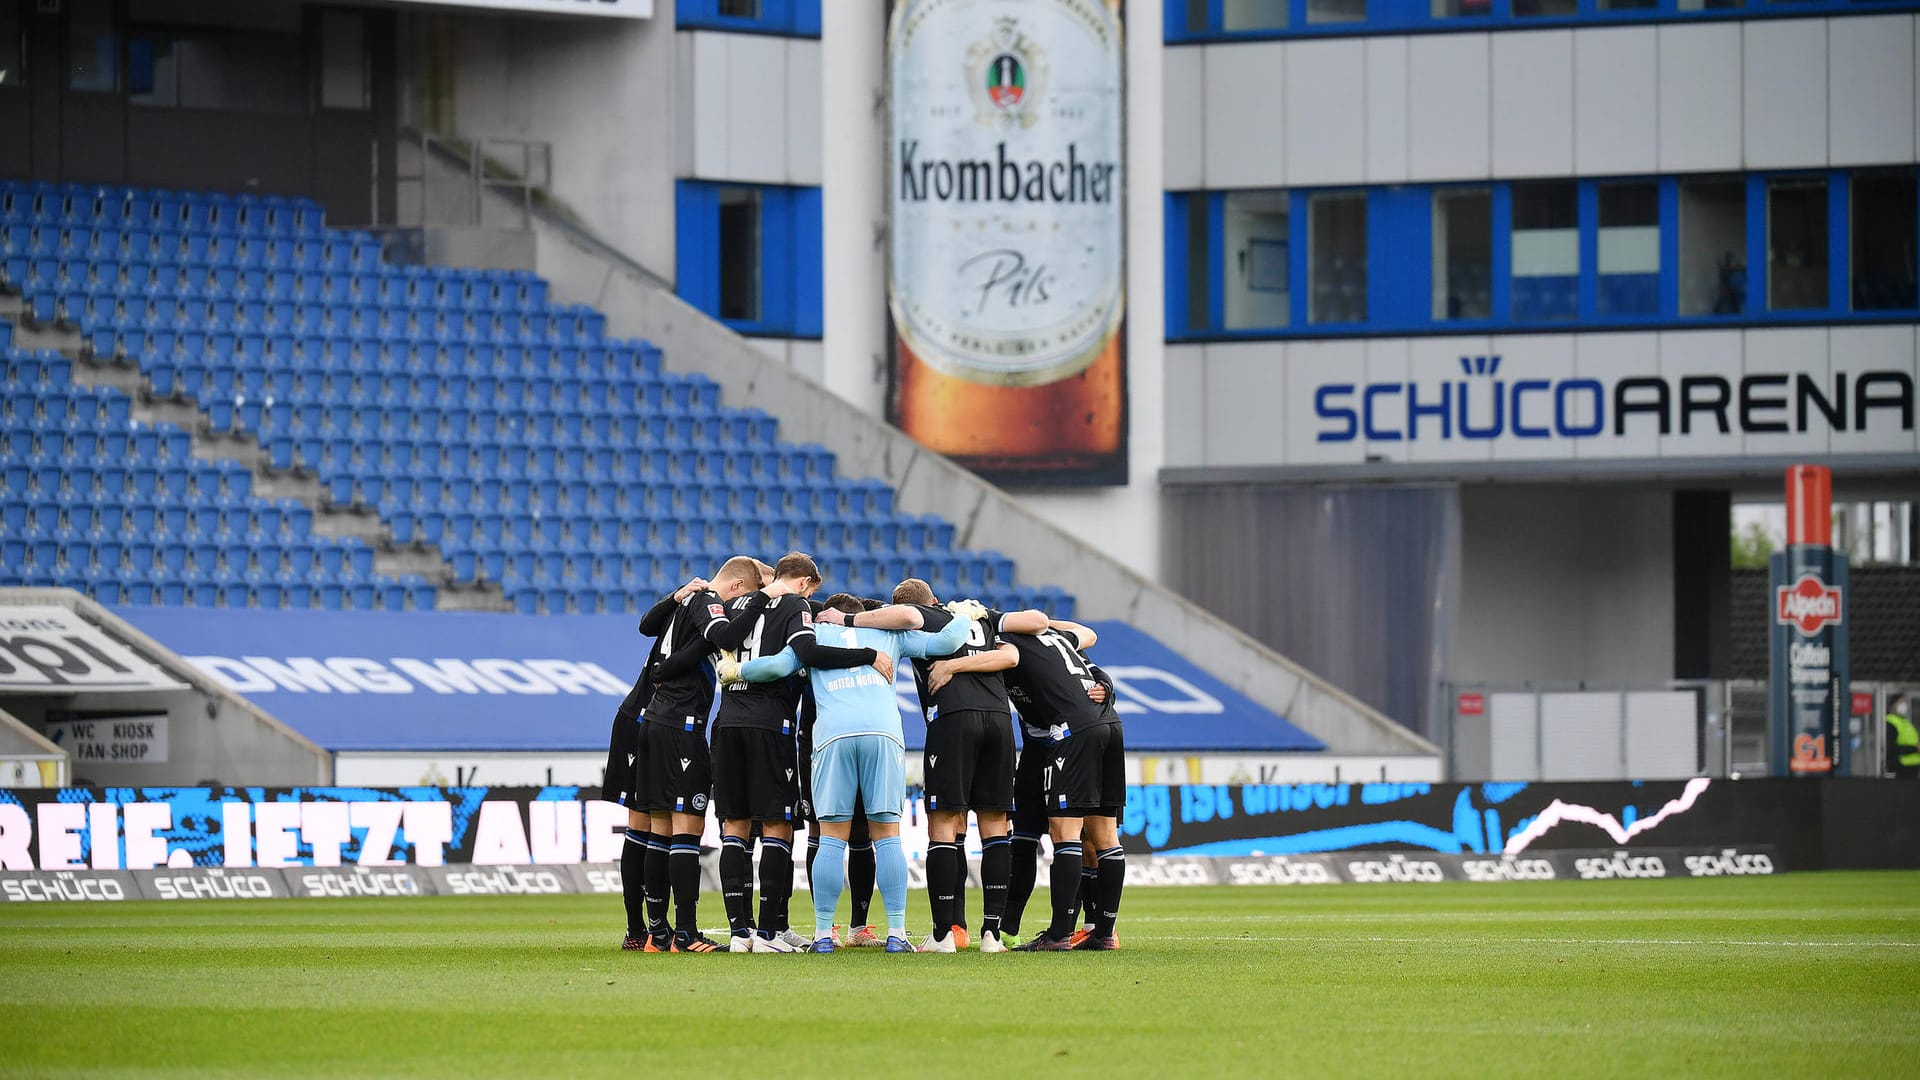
[887, 0, 1128, 485]
[118, 609, 1318, 753]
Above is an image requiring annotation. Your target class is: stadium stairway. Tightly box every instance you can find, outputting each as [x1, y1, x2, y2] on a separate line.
[0, 180, 1074, 618]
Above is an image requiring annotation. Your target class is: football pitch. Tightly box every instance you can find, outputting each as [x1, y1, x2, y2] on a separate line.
[2, 872, 1917, 1078]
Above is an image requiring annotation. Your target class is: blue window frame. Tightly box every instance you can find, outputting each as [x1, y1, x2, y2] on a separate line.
[676, 180, 822, 339]
[1166, 0, 1920, 42]
[677, 0, 820, 37]
[1166, 166, 1920, 341]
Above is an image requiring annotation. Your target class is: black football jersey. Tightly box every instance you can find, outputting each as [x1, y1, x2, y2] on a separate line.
[713, 592, 813, 733]
[909, 608, 1012, 719]
[997, 617, 1117, 735]
[642, 590, 731, 727]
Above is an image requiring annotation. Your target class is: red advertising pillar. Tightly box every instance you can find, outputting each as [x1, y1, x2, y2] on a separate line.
[1768, 466, 1850, 776]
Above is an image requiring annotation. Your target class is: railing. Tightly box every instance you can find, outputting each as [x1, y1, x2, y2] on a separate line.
[386, 132, 553, 232]
[1445, 679, 1915, 780]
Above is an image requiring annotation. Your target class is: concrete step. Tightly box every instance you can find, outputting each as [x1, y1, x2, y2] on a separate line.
[8, 302, 512, 613]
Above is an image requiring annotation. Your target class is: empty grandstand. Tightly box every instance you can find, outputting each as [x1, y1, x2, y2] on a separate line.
[0, 180, 1070, 619]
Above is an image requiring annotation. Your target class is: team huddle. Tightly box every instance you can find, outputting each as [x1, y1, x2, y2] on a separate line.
[601, 552, 1126, 954]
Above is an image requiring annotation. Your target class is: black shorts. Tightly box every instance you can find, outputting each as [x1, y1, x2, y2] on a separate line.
[635, 720, 712, 815]
[601, 712, 642, 806]
[712, 726, 800, 824]
[1011, 742, 1047, 836]
[1042, 722, 1124, 818]
[923, 709, 1015, 814]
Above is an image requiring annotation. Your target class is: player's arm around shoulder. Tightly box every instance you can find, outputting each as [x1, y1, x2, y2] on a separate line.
[1049, 619, 1098, 651]
[997, 608, 1051, 636]
[736, 646, 802, 683]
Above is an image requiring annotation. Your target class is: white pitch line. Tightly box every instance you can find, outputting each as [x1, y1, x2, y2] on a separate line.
[1159, 934, 1920, 948]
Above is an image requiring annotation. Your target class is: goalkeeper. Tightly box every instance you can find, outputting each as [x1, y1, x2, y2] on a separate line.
[721, 594, 975, 953]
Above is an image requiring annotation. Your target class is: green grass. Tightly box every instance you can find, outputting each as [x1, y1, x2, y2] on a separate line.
[3, 872, 1918, 1078]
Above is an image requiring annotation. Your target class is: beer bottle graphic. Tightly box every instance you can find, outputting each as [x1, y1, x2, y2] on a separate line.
[887, 0, 1127, 485]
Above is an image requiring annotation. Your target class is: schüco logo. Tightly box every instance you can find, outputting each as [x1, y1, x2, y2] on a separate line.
[1683, 850, 1776, 877]
[1344, 854, 1447, 883]
[1572, 853, 1668, 880]
[1225, 859, 1334, 886]
[443, 868, 567, 895]
[1460, 857, 1556, 882]
[1776, 576, 1843, 635]
[1122, 861, 1212, 887]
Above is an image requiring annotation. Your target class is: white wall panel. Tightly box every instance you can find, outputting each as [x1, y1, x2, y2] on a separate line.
[1164, 345, 1207, 467]
[1364, 36, 1410, 184]
[786, 340, 825, 384]
[1574, 28, 1658, 176]
[785, 40, 823, 185]
[1742, 327, 1830, 458]
[1285, 40, 1366, 186]
[1408, 34, 1491, 181]
[684, 31, 729, 178]
[1829, 15, 1916, 167]
[1828, 324, 1920, 456]
[1744, 19, 1828, 169]
[1163, 46, 1206, 190]
[1202, 342, 1287, 465]
[1407, 335, 1492, 463]
[1492, 31, 1574, 177]
[1658, 24, 1742, 174]
[1656, 329, 1744, 459]
[1203, 43, 1286, 188]
[725, 34, 789, 184]
[1282, 340, 1367, 465]
[1489, 334, 1575, 462]
[1572, 332, 1661, 461]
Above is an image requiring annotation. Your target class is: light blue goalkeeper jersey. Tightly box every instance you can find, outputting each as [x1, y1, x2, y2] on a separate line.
[739, 617, 969, 749]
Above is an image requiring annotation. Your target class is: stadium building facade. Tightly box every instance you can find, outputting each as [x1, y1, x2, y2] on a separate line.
[1, 0, 1913, 751]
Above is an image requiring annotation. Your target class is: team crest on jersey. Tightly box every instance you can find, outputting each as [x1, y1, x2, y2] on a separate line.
[691, 793, 708, 811]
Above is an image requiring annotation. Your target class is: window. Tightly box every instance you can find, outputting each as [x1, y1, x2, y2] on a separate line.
[1511, 182, 1578, 321]
[1224, 191, 1290, 330]
[1224, 0, 1289, 31]
[1599, 0, 1658, 8]
[718, 0, 761, 14]
[1678, 0, 1743, 8]
[1433, 0, 1492, 17]
[1597, 182, 1660, 317]
[1433, 189, 1491, 321]
[678, 181, 822, 337]
[0, 5, 21, 88]
[1767, 178, 1828, 311]
[321, 11, 370, 111]
[1679, 178, 1746, 316]
[1852, 169, 1918, 311]
[1309, 193, 1366, 324]
[128, 27, 306, 114]
[718, 188, 762, 323]
[1307, 0, 1367, 23]
[68, 0, 118, 93]
[1515, 0, 1577, 15]
[1185, 194, 1210, 332]
[677, 0, 818, 35]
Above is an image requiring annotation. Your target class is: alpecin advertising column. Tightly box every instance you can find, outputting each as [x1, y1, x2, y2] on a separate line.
[1768, 465, 1850, 777]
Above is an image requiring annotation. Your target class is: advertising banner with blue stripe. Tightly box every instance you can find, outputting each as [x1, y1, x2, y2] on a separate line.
[116, 609, 1322, 754]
